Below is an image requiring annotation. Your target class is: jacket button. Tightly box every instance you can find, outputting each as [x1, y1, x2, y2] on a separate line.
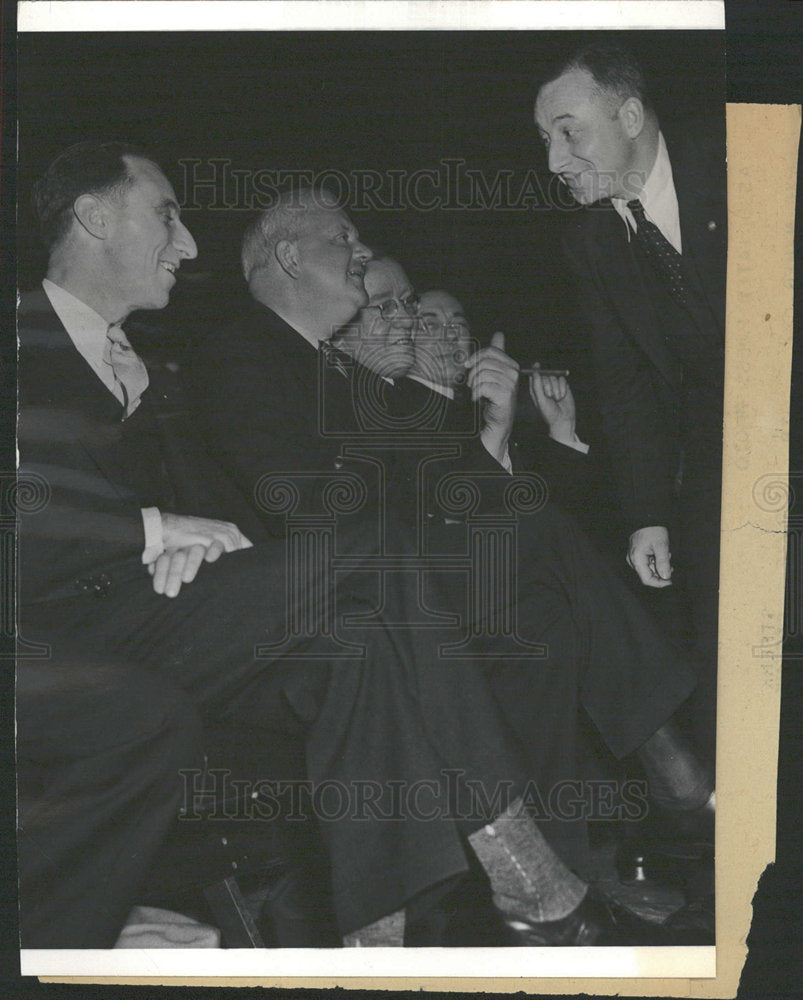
[707, 220, 717, 231]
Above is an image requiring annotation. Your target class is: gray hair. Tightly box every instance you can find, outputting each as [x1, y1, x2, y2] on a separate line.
[241, 186, 339, 282]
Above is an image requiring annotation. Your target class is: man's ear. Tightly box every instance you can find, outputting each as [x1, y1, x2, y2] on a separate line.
[72, 194, 111, 240]
[618, 97, 645, 139]
[275, 238, 301, 278]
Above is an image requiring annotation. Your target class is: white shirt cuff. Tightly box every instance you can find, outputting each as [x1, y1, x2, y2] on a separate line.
[141, 507, 164, 564]
[552, 432, 590, 455]
[480, 431, 514, 473]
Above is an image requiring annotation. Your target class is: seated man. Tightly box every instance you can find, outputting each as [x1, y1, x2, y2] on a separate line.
[413, 287, 618, 539]
[194, 206, 715, 944]
[20, 144, 613, 949]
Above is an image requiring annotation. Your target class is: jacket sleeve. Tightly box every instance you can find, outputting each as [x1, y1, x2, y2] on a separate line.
[17, 401, 147, 605]
[190, 345, 379, 538]
[561, 225, 679, 535]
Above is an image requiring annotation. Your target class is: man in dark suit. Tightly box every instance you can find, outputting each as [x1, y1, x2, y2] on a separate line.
[21, 143, 613, 948]
[195, 212, 719, 943]
[413, 287, 604, 523]
[535, 41, 726, 755]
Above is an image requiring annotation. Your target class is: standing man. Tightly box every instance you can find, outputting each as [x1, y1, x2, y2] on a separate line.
[25, 151, 702, 948]
[534, 41, 726, 753]
[198, 218, 720, 940]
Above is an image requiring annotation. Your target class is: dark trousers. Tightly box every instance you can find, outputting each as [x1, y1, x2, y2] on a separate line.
[424, 499, 700, 869]
[16, 660, 204, 949]
[18, 540, 531, 941]
[17, 503, 701, 942]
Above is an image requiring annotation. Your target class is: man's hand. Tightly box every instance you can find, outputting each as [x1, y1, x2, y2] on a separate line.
[529, 365, 576, 444]
[147, 514, 252, 598]
[627, 525, 673, 588]
[465, 332, 519, 464]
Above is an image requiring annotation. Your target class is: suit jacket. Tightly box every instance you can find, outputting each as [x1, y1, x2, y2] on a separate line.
[17, 286, 263, 606]
[561, 116, 727, 535]
[192, 302, 508, 541]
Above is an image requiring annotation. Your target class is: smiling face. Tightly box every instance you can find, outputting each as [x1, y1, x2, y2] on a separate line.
[295, 202, 373, 329]
[103, 156, 197, 315]
[534, 68, 642, 205]
[415, 290, 472, 388]
[345, 258, 418, 378]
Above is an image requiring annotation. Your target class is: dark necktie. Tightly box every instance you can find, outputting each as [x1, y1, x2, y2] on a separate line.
[319, 339, 351, 380]
[627, 199, 687, 306]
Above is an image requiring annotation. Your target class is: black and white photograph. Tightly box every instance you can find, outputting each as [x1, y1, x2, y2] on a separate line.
[12, 0, 793, 987]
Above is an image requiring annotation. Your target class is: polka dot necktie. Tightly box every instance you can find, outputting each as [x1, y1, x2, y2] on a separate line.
[627, 198, 687, 306]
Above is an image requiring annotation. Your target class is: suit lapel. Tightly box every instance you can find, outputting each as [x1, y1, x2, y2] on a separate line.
[591, 212, 682, 389]
[665, 126, 728, 336]
[19, 287, 124, 422]
[19, 288, 136, 497]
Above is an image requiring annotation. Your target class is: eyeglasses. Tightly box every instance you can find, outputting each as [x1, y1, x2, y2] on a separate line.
[365, 294, 419, 320]
[420, 317, 470, 339]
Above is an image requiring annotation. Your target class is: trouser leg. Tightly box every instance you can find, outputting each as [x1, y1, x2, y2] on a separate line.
[16, 661, 203, 949]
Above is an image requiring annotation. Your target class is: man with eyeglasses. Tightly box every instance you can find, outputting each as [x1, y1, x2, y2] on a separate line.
[193, 199, 716, 946]
[411, 288, 612, 533]
[326, 267, 718, 947]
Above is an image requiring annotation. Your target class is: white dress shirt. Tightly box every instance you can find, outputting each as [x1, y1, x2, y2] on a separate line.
[612, 131, 682, 253]
[41, 279, 163, 563]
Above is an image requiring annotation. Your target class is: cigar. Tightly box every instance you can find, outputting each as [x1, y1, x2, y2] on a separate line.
[519, 367, 570, 378]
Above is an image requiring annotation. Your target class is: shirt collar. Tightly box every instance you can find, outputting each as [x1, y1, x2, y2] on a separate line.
[42, 278, 114, 374]
[611, 131, 682, 253]
[42, 279, 129, 402]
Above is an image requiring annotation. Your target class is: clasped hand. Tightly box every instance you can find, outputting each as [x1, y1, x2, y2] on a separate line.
[146, 513, 252, 597]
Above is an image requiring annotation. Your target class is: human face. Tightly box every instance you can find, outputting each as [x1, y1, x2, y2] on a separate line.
[349, 258, 418, 379]
[416, 290, 472, 388]
[295, 204, 373, 329]
[534, 68, 640, 205]
[104, 156, 197, 315]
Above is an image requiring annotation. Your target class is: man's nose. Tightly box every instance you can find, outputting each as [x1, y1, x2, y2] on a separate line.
[353, 240, 373, 264]
[391, 313, 416, 332]
[173, 220, 198, 260]
[548, 135, 573, 174]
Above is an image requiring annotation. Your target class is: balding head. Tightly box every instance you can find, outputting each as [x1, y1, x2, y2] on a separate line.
[242, 187, 334, 283]
[242, 187, 373, 343]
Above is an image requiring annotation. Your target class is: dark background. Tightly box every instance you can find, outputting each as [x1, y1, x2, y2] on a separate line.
[4, 5, 802, 999]
[16, 28, 725, 394]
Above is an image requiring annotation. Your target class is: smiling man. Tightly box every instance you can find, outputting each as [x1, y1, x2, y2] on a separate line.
[333, 255, 418, 379]
[192, 204, 722, 945]
[535, 41, 726, 757]
[21, 157, 540, 950]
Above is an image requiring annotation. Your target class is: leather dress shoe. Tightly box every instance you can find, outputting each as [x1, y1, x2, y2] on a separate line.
[498, 888, 677, 946]
[616, 835, 713, 888]
[405, 871, 516, 946]
[616, 799, 713, 889]
[409, 887, 715, 947]
[662, 893, 715, 944]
